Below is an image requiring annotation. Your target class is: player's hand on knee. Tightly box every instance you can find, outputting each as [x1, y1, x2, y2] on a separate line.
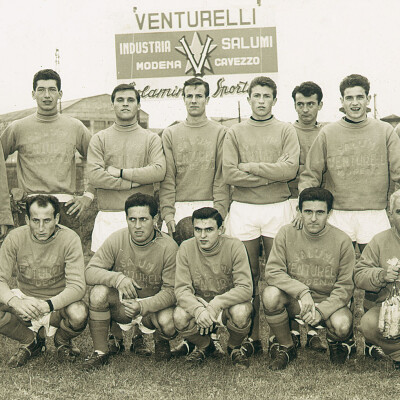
[292, 210, 303, 230]
[299, 292, 315, 319]
[121, 299, 141, 319]
[8, 296, 42, 321]
[196, 309, 216, 335]
[117, 276, 142, 299]
[167, 220, 176, 237]
[303, 309, 322, 326]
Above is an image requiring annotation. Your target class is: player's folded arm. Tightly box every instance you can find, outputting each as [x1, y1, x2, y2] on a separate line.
[121, 134, 166, 184]
[87, 135, 132, 190]
[354, 239, 387, 292]
[222, 131, 269, 187]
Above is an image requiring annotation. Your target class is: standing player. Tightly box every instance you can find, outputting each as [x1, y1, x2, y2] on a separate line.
[0, 195, 87, 367]
[298, 74, 400, 253]
[0, 69, 94, 236]
[174, 207, 253, 368]
[287, 81, 327, 352]
[82, 193, 178, 369]
[288, 81, 325, 202]
[223, 76, 300, 355]
[263, 188, 355, 370]
[0, 141, 13, 239]
[354, 191, 400, 368]
[159, 77, 229, 235]
[88, 84, 165, 253]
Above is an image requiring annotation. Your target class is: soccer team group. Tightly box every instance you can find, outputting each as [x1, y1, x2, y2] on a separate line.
[1, 69, 400, 372]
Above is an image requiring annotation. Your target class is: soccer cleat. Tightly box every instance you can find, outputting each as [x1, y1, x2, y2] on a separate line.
[328, 340, 352, 365]
[82, 351, 110, 370]
[364, 342, 386, 361]
[185, 340, 216, 364]
[228, 346, 250, 369]
[242, 338, 263, 358]
[130, 334, 152, 357]
[154, 339, 171, 361]
[54, 336, 80, 362]
[7, 327, 46, 368]
[108, 334, 125, 355]
[269, 332, 299, 360]
[269, 345, 297, 371]
[170, 340, 195, 357]
[306, 333, 327, 353]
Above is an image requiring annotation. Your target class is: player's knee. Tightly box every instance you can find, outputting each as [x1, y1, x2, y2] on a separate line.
[173, 306, 192, 331]
[331, 314, 353, 340]
[156, 308, 175, 337]
[262, 286, 285, 313]
[65, 301, 88, 330]
[89, 285, 110, 308]
[359, 312, 378, 342]
[228, 303, 252, 328]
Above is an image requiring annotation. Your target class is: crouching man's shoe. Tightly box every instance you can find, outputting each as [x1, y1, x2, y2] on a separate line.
[269, 344, 297, 371]
[228, 345, 250, 369]
[7, 326, 46, 368]
[328, 339, 353, 365]
[54, 336, 80, 362]
[82, 351, 110, 370]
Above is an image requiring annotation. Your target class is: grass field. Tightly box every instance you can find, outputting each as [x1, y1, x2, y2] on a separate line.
[1, 282, 400, 400]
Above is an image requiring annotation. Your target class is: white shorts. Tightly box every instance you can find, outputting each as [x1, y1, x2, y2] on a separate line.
[161, 201, 214, 233]
[91, 211, 127, 252]
[11, 289, 57, 337]
[328, 209, 390, 244]
[117, 298, 155, 334]
[229, 200, 293, 241]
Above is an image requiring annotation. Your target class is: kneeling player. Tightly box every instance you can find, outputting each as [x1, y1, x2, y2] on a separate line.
[262, 188, 355, 370]
[354, 191, 400, 368]
[174, 207, 253, 368]
[83, 193, 178, 369]
[0, 195, 88, 367]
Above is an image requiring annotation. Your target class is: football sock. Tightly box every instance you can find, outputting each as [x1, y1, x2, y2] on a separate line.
[227, 319, 251, 348]
[179, 324, 211, 349]
[249, 293, 260, 341]
[110, 320, 124, 340]
[264, 308, 293, 347]
[55, 319, 84, 344]
[0, 312, 34, 344]
[89, 309, 111, 354]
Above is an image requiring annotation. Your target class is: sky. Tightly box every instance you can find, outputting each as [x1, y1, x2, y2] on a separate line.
[1, 0, 400, 127]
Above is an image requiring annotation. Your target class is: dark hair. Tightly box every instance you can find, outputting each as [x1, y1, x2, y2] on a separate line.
[33, 69, 61, 91]
[299, 188, 334, 213]
[248, 76, 277, 98]
[111, 84, 141, 103]
[192, 207, 223, 228]
[292, 81, 323, 103]
[26, 195, 60, 218]
[339, 74, 370, 96]
[124, 192, 158, 217]
[183, 77, 210, 98]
